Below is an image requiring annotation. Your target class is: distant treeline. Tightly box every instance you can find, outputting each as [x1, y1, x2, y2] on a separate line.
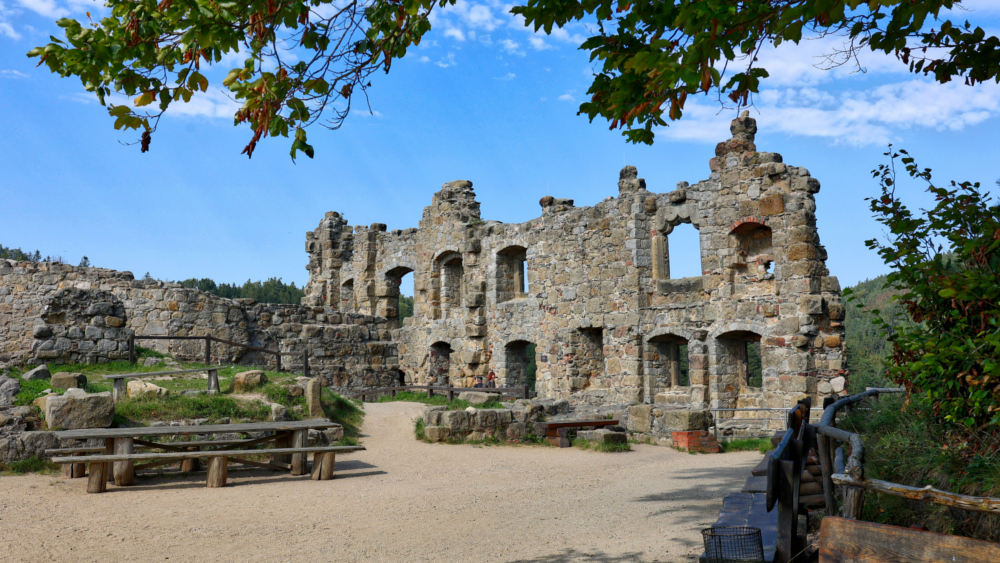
[178, 277, 306, 305]
[844, 274, 906, 384]
[0, 243, 81, 265]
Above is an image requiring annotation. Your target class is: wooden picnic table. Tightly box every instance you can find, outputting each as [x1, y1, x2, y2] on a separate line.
[50, 420, 351, 492]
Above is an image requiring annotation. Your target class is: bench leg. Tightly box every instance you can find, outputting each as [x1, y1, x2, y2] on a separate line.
[64, 451, 86, 478]
[114, 437, 135, 486]
[291, 430, 308, 475]
[321, 453, 336, 480]
[311, 453, 325, 480]
[181, 446, 200, 472]
[272, 432, 292, 466]
[105, 439, 115, 482]
[87, 462, 108, 494]
[206, 456, 227, 488]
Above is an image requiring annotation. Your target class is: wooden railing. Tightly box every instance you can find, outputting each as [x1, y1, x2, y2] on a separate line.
[127, 333, 311, 378]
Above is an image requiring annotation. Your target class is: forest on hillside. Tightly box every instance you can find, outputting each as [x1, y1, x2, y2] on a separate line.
[843, 274, 905, 386]
[178, 277, 306, 305]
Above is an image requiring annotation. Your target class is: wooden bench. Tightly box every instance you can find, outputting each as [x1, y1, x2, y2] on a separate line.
[819, 516, 1000, 562]
[52, 445, 365, 493]
[104, 367, 226, 401]
[536, 420, 619, 447]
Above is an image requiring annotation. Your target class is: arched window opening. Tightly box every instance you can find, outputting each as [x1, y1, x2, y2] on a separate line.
[496, 246, 528, 302]
[718, 330, 763, 389]
[340, 279, 356, 314]
[647, 335, 689, 394]
[437, 252, 464, 320]
[660, 222, 702, 280]
[429, 342, 452, 385]
[731, 222, 773, 274]
[503, 340, 536, 389]
[381, 267, 414, 327]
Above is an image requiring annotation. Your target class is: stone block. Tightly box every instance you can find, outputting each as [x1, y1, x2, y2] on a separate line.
[798, 295, 823, 315]
[127, 380, 170, 399]
[424, 426, 451, 442]
[628, 404, 652, 432]
[830, 376, 846, 393]
[45, 390, 114, 430]
[824, 335, 841, 348]
[661, 409, 712, 431]
[305, 378, 324, 418]
[232, 370, 268, 393]
[458, 391, 495, 405]
[50, 372, 86, 390]
[440, 410, 470, 433]
[22, 365, 50, 380]
[759, 194, 784, 215]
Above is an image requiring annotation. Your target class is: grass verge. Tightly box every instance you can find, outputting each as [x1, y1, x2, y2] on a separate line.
[572, 437, 632, 452]
[376, 390, 506, 410]
[0, 456, 60, 475]
[719, 437, 772, 454]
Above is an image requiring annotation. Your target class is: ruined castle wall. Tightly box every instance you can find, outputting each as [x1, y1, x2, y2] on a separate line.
[0, 261, 398, 396]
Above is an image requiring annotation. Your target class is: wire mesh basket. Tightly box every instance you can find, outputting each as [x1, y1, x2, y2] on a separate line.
[701, 526, 765, 563]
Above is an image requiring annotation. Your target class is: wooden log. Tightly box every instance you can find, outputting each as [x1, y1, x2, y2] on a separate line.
[113, 378, 126, 402]
[831, 473, 1000, 515]
[206, 456, 227, 488]
[180, 446, 200, 472]
[87, 462, 107, 494]
[806, 465, 823, 477]
[113, 437, 135, 486]
[817, 433, 837, 515]
[800, 470, 816, 483]
[800, 481, 824, 496]
[842, 485, 865, 520]
[52, 446, 366, 464]
[290, 429, 308, 475]
[311, 453, 325, 480]
[320, 452, 335, 480]
[818, 516, 1000, 563]
[231, 457, 288, 471]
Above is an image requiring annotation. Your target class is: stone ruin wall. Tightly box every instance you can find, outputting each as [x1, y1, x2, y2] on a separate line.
[0, 261, 398, 395]
[306, 114, 847, 430]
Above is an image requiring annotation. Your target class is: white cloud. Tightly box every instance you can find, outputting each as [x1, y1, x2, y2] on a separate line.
[499, 38, 523, 56]
[17, 0, 67, 18]
[101, 87, 242, 120]
[0, 1, 22, 39]
[354, 109, 382, 118]
[658, 79, 1000, 146]
[435, 52, 457, 68]
[558, 93, 575, 102]
[419, 56, 429, 63]
[528, 36, 550, 51]
[1, 69, 28, 78]
[443, 27, 465, 41]
[439, 0, 502, 32]
[495, 72, 515, 81]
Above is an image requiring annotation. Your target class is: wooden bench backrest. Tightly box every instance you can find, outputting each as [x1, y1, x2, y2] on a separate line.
[819, 516, 1000, 563]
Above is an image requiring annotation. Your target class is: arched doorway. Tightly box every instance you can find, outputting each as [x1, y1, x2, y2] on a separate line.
[383, 266, 414, 328]
[429, 341, 452, 385]
[646, 334, 689, 400]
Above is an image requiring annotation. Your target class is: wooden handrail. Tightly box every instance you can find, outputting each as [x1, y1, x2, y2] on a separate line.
[831, 474, 1000, 515]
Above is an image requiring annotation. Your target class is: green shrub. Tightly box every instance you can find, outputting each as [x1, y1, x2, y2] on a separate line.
[322, 389, 364, 438]
[414, 417, 427, 441]
[135, 345, 167, 359]
[13, 378, 54, 407]
[114, 394, 272, 422]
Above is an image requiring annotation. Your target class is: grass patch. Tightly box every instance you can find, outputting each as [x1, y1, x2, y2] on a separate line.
[13, 378, 54, 407]
[414, 416, 428, 441]
[376, 390, 505, 411]
[720, 437, 772, 454]
[113, 394, 272, 423]
[135, 345, 167, 358]
[0, 456, 60, 475]
[322, 389, 364, 438]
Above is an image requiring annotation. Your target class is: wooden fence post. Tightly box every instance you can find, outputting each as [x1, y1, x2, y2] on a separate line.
[523, 384, 529, 400]
[842, 486, 866, 520]
[128, 332, 135, 364]
[427, 386, 434, 399]
[207, 369, 219, 393]
[303, 350, 310, 378]
[818, 433, 837, 515]
[276, 352, 282, 372]
[205, 336, 212, 366]
[112, 378, 125, 402]
[448, 384, 454, 401]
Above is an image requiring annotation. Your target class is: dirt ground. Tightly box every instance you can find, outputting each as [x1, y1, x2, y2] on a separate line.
[0, 402, 758, 562]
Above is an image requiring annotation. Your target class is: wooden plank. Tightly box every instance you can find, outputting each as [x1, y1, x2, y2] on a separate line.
[52, 420, 341, 440]
[832, 474, 1000, 515]
[818, 516, 1000, 563]
[536, 420, 619, 429]
[102, 367, 226, 380]
[113, 437, 135, 486]
[231, 458, 288, 471]
[291, 430, 308, 475]
[46, 447, 107, 454]
[52, 446, 365, 464]
[751, 453, 773, 476]
[743, 475, 768, 493]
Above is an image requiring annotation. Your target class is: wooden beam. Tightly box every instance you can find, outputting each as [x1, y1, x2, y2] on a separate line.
[819, 516, 1000, 563]
[52, 420, 341, 440]
[102, 367, 226, 380]
[832, 474, 1000, 515]
[52, 446, 365, 464]
[206, 456, 227, 488]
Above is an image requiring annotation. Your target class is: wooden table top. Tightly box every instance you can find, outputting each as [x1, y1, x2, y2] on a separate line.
[52, 420, 341, 440]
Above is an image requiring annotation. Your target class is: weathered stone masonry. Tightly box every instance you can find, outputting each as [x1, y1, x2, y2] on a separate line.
[307, 114, 847, 424]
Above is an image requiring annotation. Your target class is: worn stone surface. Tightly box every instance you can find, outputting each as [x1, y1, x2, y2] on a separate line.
[232, 370, 267, 393]
[0, 376, 20, 407]
[660, 409, 713, 432]
[50, 372, 86, 390]
[22, 365, 50, 380]
[305, 378, 324, 418]
[127, 379, 170, 399]
[457, 391, 494, 405]
[424, 426, 451, 442]
[44, 390, 114, 430]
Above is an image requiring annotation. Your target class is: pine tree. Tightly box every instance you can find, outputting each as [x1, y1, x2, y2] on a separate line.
[78, 256, 91, 268]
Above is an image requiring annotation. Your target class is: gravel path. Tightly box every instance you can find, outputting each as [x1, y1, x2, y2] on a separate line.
[0, 402, 758, 562]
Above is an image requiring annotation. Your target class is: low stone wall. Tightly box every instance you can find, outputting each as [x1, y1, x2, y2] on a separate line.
[421, 402, 546, 443]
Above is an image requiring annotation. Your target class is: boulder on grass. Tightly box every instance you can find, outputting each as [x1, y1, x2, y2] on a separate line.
[44, 389, 114, 430]
[50, 372, 87, 390]
[232, 370, 268, 392]
[127, 380, 170, 399]
[0, 376, 21, 407]
[22, 365, 51, 381]
[457, 391, 496, 405]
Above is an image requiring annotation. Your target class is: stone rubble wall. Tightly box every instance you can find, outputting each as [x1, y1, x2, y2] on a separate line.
[0, 261, 397, 396]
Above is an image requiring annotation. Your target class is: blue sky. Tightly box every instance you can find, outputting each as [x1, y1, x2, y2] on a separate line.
[2, 1, 999, 297]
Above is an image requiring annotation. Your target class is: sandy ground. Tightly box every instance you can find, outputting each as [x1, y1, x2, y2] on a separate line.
[0, 402, 758, 563]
